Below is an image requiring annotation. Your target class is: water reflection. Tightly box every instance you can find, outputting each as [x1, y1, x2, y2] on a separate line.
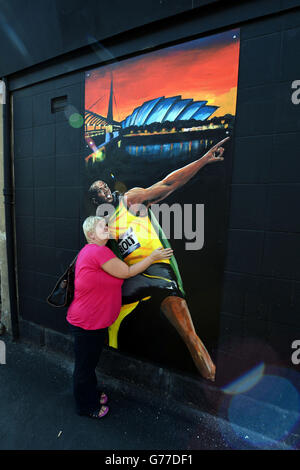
[125, 140, 209, 158]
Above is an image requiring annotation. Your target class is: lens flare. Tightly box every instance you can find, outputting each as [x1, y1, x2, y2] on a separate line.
[64, 105, 84, 128]
[86, 35, 116, 62]
[69, 113, 84, 128]
[95, 149, 105, 162]
[0, 11, 31, 63]
[64, 105, 77, 119]
[223, 374, 300, 449]
[222, 362, 265, 395]
[114, 181, 127, 193]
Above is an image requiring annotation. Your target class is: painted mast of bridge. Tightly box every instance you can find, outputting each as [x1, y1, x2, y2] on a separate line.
[85, 77, 121, 162]
[107, 78, 114, 122]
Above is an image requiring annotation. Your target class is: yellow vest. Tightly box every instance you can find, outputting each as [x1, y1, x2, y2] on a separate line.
[108, 197, 170, 266]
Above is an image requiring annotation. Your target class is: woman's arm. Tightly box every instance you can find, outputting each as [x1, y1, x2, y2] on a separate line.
[101, 247, 173, 279]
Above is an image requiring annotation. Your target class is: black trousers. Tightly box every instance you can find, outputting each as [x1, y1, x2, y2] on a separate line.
[69, 323, 107, 415]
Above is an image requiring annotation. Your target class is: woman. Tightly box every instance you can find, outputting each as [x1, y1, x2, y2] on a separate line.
[67, 215, 173, 420]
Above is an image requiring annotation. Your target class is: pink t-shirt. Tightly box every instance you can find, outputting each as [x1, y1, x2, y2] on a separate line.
[67, 244, 124, 330]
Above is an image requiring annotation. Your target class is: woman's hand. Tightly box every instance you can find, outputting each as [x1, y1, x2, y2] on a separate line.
[150, 247, 173, 262]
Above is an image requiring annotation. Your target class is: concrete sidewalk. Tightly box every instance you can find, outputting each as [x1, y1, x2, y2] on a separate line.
[0, 332, 297, 451]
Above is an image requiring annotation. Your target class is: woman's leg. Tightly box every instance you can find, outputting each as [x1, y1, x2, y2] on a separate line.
[70, 325, 107, 414]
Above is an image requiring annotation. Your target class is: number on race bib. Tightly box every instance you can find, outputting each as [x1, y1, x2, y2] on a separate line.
[118, 227, 141, 258]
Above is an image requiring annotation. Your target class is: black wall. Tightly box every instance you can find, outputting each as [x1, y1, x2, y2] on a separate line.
[8, 0, 300, 381]
[217, 5, 300, 382]
[0, 0, 220, 77]
[13, 72, 85, 332]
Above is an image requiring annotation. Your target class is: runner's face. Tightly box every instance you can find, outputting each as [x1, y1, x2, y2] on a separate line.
[96, 182, 113, 203]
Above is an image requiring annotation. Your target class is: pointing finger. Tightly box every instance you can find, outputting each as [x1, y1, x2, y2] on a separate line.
[212, 136, 230, 150]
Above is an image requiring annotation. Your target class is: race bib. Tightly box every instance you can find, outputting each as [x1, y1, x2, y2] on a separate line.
[118, 227, 141, 258]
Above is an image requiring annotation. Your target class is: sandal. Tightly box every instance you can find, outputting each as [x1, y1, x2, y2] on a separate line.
[89, 405, 109, 419]
[100, 392, 108, 405]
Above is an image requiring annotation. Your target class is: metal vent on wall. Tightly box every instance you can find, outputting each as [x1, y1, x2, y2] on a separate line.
[51, 95, 67, 113]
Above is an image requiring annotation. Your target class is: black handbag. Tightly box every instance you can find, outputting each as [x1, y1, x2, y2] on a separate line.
[46, 255, 78, 308]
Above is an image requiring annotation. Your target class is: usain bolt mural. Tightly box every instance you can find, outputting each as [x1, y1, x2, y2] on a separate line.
[84, 29, 240, 380]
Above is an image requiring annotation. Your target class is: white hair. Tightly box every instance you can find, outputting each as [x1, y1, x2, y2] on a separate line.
[82, 216, 105, 242]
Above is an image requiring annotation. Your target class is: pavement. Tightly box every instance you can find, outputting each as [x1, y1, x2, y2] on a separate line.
[0, 332, 299, 451]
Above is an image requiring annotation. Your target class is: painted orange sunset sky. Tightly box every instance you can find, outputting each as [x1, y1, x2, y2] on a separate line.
[85, 29, 240, 121]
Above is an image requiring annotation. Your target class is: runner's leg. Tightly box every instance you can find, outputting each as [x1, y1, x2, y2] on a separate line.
[160, 296, 216, 381]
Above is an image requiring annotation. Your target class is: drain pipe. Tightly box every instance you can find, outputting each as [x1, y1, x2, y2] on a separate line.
[2, 76, 19, 340]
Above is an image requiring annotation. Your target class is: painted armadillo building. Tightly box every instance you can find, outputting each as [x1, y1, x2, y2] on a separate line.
[121, 96, 218, 129]
[84, 84, 220, 137]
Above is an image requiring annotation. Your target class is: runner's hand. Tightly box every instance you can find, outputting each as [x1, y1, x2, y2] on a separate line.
[150, 247, 173, 262]
[203, 136, 230, 164]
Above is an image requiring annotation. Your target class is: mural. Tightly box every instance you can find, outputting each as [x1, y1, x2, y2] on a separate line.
[84, 29, 240, 379]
